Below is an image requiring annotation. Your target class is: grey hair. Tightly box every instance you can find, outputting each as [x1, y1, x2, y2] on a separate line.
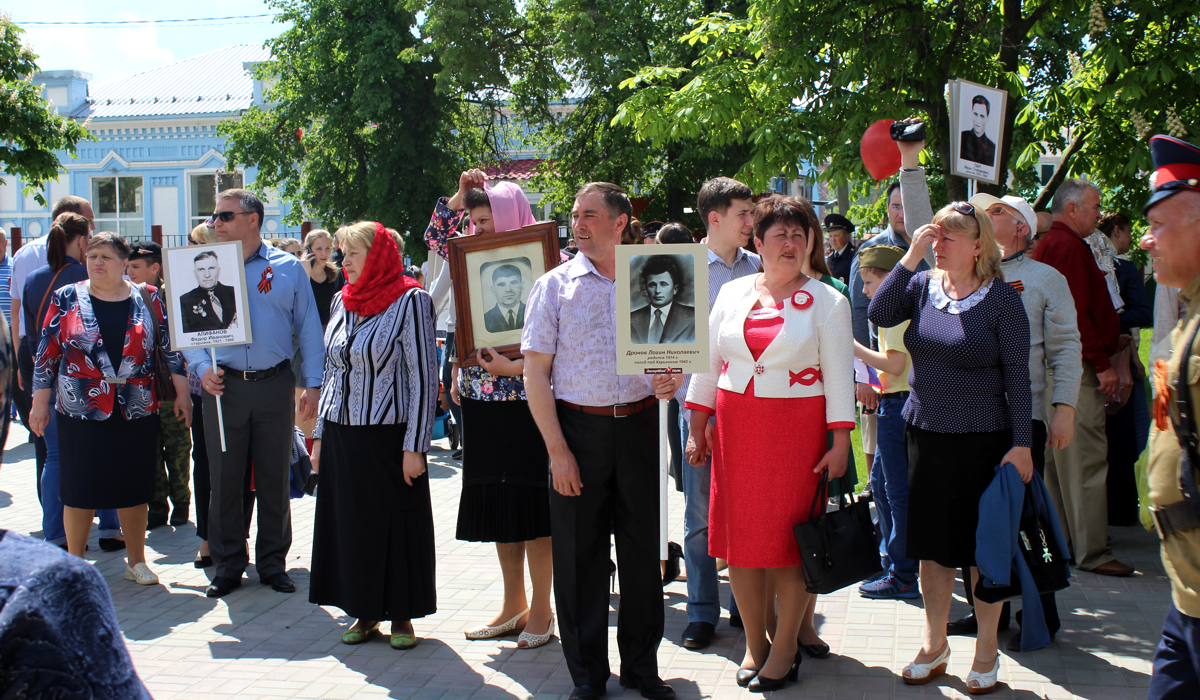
[1050, 178, 1100, 215]
[215, 188, 265, 229]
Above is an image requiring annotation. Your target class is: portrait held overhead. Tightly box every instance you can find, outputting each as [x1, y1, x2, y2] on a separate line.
[948, 78, 1009, 185]
[630, 254, 696, 345]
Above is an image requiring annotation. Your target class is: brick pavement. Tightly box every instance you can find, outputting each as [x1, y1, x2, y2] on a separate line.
[0, 426, 1168, 699]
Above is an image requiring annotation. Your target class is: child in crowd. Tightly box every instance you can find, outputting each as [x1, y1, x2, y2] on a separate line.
[852, 245, 920, 599]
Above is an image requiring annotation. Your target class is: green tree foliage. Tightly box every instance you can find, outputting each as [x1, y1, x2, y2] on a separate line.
[613, 0, 1200, 221]
[2, 15, 91, 205]
[415, 0, 754, 226]
[220, 0, 507, 263]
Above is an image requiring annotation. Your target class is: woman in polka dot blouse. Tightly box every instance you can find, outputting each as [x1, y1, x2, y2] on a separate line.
[868, 202, 1032, 694]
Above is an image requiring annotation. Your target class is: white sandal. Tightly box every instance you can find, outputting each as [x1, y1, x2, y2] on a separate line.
[902, 644, 950, 685]
[517, 614, 555, 649]
[966, 655, 1001, 695]
[464, 608, 528, 640]
[124, 563, 159, 585]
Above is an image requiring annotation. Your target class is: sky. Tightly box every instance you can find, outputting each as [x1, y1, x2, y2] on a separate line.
[12, 1, 291, 84]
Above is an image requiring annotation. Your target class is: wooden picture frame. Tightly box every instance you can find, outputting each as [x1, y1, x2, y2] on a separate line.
[448, 221, 560, 368]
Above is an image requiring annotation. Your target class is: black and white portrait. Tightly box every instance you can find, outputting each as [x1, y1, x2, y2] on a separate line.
[480, 257, 528, 333]
[949, 78, 1008, 185]
[179, 250, 238, 333]
[959, 94, 996, 167]
[162, 240, 253, 350]
[630, 254, 696, 345]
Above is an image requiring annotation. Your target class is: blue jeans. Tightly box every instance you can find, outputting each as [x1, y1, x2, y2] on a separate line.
[443, 331, 463, 448]
[1148, 601, 1200, 699]
[40, 409, 120, 545]
[871, 395, 918, 583]
[679, 412, 737, 624]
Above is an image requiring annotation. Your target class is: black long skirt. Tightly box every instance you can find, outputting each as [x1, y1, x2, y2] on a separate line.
[59, 411, 158, 510]
[455, 397, 551, 543]
[309, 421, 436, 621]
[905, 423, 1010, 569]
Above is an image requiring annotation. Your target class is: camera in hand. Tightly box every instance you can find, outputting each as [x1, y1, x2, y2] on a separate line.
[890, 121, 926, 142]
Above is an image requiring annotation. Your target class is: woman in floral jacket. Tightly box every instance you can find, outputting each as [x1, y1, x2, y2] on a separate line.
[30, 232, 190, 585]
[423, 169, 556, 649]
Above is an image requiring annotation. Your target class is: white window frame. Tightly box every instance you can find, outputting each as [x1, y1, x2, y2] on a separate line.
[90, 175, 146, 239]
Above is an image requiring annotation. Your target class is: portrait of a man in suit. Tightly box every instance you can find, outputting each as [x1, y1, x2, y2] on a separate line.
[179, 251, 238, 333]
[631, 255, 695, 344]
[959, 94, 996, 167]
[482, 262, 526, 333]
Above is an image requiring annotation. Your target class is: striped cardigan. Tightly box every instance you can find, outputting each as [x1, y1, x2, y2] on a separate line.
[314, 288, 439, 452]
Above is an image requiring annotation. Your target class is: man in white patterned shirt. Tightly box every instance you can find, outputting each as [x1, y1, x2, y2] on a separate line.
[523, 182, 683, 700]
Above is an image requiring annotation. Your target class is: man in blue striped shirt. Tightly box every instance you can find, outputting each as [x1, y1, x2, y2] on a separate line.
[676, 177, 760, 651]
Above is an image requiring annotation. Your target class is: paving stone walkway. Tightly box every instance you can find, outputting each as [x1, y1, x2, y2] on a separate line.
[0, 427, 1167, 699]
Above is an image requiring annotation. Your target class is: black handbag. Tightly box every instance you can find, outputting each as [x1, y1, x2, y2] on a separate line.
[136, 283, 178, 403]
[794, 472, 883, 595]
[973, 485, 1070, 604]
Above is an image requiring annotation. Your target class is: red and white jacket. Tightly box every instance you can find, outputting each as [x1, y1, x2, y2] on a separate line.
[685, 275, 855, 430]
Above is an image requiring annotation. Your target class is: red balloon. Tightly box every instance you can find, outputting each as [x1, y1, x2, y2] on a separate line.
[861, 119, 901, 180]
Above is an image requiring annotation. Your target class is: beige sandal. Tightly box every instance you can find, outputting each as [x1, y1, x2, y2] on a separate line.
[517, 614, 555, 649]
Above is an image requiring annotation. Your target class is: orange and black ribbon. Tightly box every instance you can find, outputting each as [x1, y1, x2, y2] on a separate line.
[258, 266, 274, 293]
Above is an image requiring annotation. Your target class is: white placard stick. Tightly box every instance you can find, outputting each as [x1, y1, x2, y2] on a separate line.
[659, 397, 669, 561]
[210, 346, 227, 452]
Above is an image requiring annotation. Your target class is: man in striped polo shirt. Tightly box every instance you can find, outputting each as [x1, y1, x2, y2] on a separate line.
[676, 177, 759, 650]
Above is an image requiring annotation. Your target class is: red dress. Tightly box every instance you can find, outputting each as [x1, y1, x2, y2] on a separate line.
[708, 303, 827, 568]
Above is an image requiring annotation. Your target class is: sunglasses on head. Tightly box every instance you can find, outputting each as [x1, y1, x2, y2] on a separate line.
[207, 210, 253, 224]
[952, 202, 976, 217]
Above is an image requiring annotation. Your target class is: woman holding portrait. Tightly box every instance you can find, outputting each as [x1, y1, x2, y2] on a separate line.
[30, 232, 191, 585]
[868, 202, 1032, 694]
[308, 221, 439, 650]
[686, 194, 855, 691]
[424, 171, 556, 649]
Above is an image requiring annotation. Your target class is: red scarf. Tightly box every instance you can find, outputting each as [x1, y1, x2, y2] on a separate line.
[340, 222, 422, 316]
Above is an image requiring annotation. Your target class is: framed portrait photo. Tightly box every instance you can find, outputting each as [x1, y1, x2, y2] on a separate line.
[949, 78, 1009, 185]
[161, 240, 253, 350]
[448, 221, 560, 368]
[615, 243, 710, 375]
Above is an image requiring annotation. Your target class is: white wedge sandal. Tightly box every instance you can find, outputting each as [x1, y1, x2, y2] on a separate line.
[902, 645, 951, 685]
[966, 655, 1001, 695]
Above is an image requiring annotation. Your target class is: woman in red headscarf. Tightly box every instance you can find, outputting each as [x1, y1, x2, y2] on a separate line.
[308, 221, 440, 650]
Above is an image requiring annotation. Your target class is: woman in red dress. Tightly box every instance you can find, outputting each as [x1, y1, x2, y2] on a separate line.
[686, 195, 855, 692]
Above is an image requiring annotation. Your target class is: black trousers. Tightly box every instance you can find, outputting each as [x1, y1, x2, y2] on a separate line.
[18, 342, 45, 502]
[961, 419, 1060, 635]
[202, 368, 294, 580]
[191, 392, 255, 543]
[551, 403, 664, 688]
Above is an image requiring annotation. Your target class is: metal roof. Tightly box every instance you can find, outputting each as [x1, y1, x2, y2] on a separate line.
[70, 44, 271, 120]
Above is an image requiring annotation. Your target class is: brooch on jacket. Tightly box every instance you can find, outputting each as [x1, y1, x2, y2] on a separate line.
[791, 290, 814, 310]
[192, 303, 207, 317]
[258, 266, 274, 293]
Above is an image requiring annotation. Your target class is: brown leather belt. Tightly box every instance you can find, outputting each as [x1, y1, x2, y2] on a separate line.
[557, 396, 656, 418]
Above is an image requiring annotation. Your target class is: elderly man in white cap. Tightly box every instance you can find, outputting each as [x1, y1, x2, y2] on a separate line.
[964, 191, 1084, 650]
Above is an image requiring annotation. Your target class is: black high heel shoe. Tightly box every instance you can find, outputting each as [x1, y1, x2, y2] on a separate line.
[747, 650, 802, 693]
[736, 644, 771, 688]
[662, 542, 683, 586]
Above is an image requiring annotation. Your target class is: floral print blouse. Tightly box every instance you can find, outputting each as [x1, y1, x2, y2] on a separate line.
[34, 282, 186, 420]
[424, 197, 527, 402]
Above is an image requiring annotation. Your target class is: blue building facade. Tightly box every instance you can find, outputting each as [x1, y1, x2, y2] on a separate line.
[27, 45, 297, 249]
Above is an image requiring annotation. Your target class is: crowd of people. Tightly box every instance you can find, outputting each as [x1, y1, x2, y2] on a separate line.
[4, 127, 1200, 700]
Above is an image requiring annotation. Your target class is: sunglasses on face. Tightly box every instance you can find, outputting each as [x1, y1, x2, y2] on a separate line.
[207, 210, 253, 224]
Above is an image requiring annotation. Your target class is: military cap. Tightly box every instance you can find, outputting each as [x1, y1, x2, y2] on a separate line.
[1145, 135, 1200, 214]
[824, 213, 855, 234]
[128, 240, 162, 261]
